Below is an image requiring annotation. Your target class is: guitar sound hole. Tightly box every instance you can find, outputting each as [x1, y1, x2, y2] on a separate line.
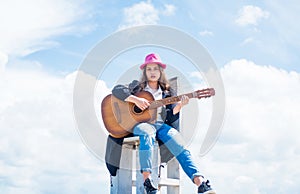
[133, 106, 143, 114]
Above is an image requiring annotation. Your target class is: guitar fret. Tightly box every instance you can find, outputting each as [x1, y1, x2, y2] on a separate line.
[192, 92, 196, 98]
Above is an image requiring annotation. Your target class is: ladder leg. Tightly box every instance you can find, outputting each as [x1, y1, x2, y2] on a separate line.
[112, 146, 133, 194]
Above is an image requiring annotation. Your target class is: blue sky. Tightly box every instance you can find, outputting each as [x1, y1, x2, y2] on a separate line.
[1, 0, 300, 194]
[3, 0, 300, 73]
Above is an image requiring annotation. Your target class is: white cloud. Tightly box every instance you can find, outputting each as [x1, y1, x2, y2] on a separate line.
[235, 5, 270, 26]
[240, 37, 255, 45]
[162, 4, 176, 16]
[199, 30, 214, 36]
[0, 51, 8, 73]
[119, 1, 176, 29]
[193, 59, 300, 193]
[119, 1, 159, 29]
[0, 0, 92, 57]
[182, 59, 300, 193]
[2, 58, 300, 193]
[0, 69, 111, 193]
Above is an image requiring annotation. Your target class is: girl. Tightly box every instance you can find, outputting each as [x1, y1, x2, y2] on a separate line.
[112, 53, 216, 194]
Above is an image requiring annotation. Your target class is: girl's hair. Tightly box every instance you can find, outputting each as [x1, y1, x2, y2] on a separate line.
[139, 66, 171, 92]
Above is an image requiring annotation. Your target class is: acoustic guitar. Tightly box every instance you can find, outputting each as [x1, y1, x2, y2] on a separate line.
[101, 88, 215, 138]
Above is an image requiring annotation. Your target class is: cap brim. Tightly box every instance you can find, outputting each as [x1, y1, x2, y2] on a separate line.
[140, 62, 166, 70]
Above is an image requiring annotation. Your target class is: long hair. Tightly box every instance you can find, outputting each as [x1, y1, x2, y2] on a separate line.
[139, 66, 171, 92]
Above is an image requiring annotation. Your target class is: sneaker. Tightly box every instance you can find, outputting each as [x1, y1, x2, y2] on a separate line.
[144, 178, 158, 194]
[198, 180, 216, 194]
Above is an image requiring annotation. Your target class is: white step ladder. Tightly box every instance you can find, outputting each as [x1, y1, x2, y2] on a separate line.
[110, 136, 180, 194]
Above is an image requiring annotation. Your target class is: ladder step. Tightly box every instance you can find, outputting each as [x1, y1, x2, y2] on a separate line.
[159, 178, 180, 187]
[132, 178, 180, 187]
[123, 136, 140, 148]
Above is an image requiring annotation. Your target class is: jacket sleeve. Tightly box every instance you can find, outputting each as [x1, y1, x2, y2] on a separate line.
[112, 80, 141, 101]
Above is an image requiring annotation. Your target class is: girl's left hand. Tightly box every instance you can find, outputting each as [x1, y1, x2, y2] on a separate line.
[173, 95, 189, 114]
[180, 95, 189, 106]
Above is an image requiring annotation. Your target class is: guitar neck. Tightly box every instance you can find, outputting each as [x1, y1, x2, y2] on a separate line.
[149, 92, 196, 109]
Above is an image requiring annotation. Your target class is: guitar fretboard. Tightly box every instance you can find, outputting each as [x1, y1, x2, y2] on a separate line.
[149, 92, 196, 109]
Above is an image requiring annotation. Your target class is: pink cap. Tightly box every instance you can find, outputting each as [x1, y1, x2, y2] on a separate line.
[139, 53, 167, 70]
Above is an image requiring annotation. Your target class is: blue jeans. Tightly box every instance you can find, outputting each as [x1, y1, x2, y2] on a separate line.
[133, 122, 201, 181]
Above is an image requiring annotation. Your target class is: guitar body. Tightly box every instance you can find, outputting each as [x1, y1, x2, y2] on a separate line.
[101, 91, 157, 138]
[101, 87, 215, 138]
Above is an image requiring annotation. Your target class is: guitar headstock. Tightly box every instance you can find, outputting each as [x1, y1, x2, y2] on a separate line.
[195, 88, 215, 99]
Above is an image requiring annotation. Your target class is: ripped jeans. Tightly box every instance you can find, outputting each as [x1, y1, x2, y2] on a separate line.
[133, 122, 201, 181]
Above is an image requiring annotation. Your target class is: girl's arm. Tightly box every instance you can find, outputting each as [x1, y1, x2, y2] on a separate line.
[173, 95, 189, 114]
[112, 80, 149, 110]
[112, 80, 140, 101]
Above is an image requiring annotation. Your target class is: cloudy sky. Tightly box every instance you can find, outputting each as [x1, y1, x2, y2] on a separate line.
[1, 0, 300, 194]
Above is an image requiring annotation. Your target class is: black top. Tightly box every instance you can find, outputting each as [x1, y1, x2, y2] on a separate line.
[112, 80, 180, 126]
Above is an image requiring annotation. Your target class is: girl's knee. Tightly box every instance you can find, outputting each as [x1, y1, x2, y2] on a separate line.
[157, 125, 178, 140]
[134, 123, 156, 136]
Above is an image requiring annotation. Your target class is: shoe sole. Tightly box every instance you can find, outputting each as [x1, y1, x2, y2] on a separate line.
[203, 190, 216, 194]
[148, 191, 158, 194]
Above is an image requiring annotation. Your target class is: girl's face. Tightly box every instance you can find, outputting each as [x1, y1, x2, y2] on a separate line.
[145, 63, 161, 82]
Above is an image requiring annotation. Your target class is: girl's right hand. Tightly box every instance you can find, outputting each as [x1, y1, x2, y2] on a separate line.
[125, 95, 150, 110]
[135, 97, 150, 110]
